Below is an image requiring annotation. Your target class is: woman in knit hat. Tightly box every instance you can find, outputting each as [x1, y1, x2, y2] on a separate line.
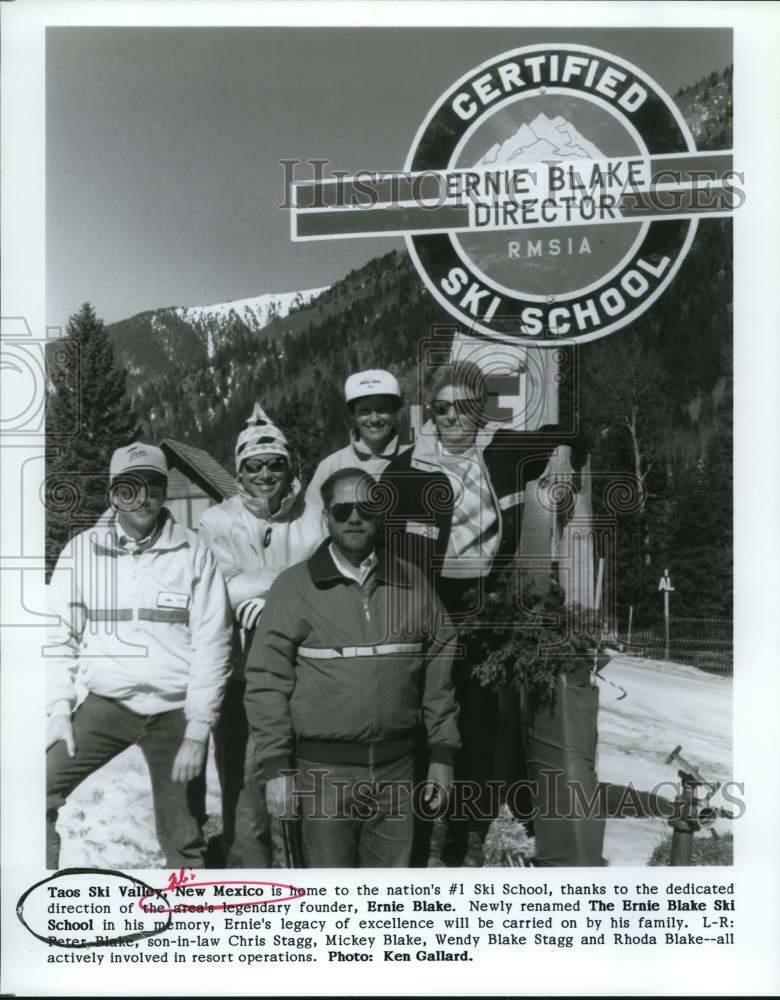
[198, 403, 323, 867]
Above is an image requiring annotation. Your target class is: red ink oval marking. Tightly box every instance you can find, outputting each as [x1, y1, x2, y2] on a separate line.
[138, 880, 306, 915]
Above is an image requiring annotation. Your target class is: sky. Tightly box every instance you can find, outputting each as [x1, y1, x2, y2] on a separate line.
[46, 26, 732, 329]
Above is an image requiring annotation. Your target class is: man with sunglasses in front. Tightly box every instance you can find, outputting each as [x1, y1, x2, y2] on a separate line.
[46, 443, 232, 868]
[198, 404, 322, 866]
[244, 468, 460, 868]
[379, 360, 585, 866]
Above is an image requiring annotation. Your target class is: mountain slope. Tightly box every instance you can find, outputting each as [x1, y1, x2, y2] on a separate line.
[113, 66, 732, 471]
[108, 286, 327, 384]
[106, 65, 733, 401]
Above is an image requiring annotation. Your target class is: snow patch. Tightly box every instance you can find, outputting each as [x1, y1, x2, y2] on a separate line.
[173, 287, 328, 329]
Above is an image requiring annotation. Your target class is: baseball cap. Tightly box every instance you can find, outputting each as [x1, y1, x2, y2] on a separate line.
[109, 443, 168, 482]
[344, 369, 402, 404]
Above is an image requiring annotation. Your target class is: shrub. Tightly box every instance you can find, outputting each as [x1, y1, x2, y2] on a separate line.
[648, 831, 733, 866]
[462, 571, 606, 712]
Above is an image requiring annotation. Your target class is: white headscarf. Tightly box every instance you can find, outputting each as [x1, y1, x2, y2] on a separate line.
[235, 403, 295, 519]
[235, 403, 290, 468]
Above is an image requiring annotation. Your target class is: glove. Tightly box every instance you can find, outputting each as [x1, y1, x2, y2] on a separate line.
[236, 597, 265, 631]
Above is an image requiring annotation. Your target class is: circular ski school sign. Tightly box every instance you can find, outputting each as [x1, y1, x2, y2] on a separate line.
[291, 44, 738, 346]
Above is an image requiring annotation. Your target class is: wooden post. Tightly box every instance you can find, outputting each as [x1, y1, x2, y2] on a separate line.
[658, 569, 674, 661]
[664, 588, 671, 661]
[627, 604, 634, 647]
[594, 556, 604, 613]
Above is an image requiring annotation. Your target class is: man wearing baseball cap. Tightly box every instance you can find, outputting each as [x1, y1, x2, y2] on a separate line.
[304, 369, 409, 515]
[198, 404, 322, 866]
[46, 442, 232, 868]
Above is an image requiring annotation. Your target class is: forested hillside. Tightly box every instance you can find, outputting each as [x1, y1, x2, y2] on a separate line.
[50, 66, 732, 624]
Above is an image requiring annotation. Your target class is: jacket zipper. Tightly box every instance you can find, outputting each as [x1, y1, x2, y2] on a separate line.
[480, 450, 503, 556]
[360, 582, 376, 743]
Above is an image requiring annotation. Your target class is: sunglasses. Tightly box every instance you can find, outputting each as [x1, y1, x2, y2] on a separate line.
[327, 501, 379, 523]
[242, 457, 289, 475]
[430, 398, 482, 417]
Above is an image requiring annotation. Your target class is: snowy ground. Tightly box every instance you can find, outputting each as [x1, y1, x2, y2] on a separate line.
[55, 655, 732, 870]
[598, 654, 732, 865]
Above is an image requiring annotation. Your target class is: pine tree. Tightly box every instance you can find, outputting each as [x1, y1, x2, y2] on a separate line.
[583, 332, 674, 624]
[665, 382, 733, 620]
[45, 302, 140, 575]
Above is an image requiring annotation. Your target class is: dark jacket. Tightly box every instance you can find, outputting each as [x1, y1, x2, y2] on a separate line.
[244, 541, 461, 779]
[379, 422, 585, 583]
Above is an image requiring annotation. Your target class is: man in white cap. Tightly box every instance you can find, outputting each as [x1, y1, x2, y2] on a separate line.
[46, 442, 232, 869]
[198, 404, 322, 866]
[304, 369, 409, 515]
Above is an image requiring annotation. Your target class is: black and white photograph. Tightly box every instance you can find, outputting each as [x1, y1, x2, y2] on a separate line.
[41, 21, 735, 873]
[1, 2, 779, 996]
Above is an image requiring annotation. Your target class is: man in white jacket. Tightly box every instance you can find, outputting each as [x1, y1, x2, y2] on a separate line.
[46, 443, 232, 869]
[198, 404, 322, 866]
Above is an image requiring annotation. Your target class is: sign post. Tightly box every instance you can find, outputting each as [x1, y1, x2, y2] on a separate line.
[658, 569, 674, 660]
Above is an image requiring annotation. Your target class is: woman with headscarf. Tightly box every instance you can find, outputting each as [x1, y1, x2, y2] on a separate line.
[199, 403, 323, 866]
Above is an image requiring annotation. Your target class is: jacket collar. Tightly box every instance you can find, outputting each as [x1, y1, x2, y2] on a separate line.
[92, 507, 190, 556]
[234, 475, 305, 522]
[308, 539, 411, 589]
[350, 429, 400, 461]
[408, 421, 443, 472]
[410, 420, 492, 471]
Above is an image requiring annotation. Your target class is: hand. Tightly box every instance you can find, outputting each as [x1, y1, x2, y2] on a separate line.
[236, 597, 265, 631]
[423, 762, 453, 812]
[171, 738, 207, 783]
[266, 774, 296, 819]
[47, 716, 76, 756]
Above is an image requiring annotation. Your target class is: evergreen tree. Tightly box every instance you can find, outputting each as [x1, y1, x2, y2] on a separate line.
[88, 65, 732, 642]
[583, 333, 674, 624]
[45, 302, 140, 575]
[665, 381, 733, 620]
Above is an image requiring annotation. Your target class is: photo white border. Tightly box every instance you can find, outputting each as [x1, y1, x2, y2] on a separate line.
[2, 1, 779, 996]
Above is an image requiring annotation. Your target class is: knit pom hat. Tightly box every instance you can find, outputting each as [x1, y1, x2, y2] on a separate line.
[235, 403, 290, 469]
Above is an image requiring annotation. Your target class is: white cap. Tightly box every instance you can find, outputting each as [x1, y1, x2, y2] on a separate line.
[344, 369, 401, 404]
[235, 403, 291, 468]
[109, 442, 168, 482]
